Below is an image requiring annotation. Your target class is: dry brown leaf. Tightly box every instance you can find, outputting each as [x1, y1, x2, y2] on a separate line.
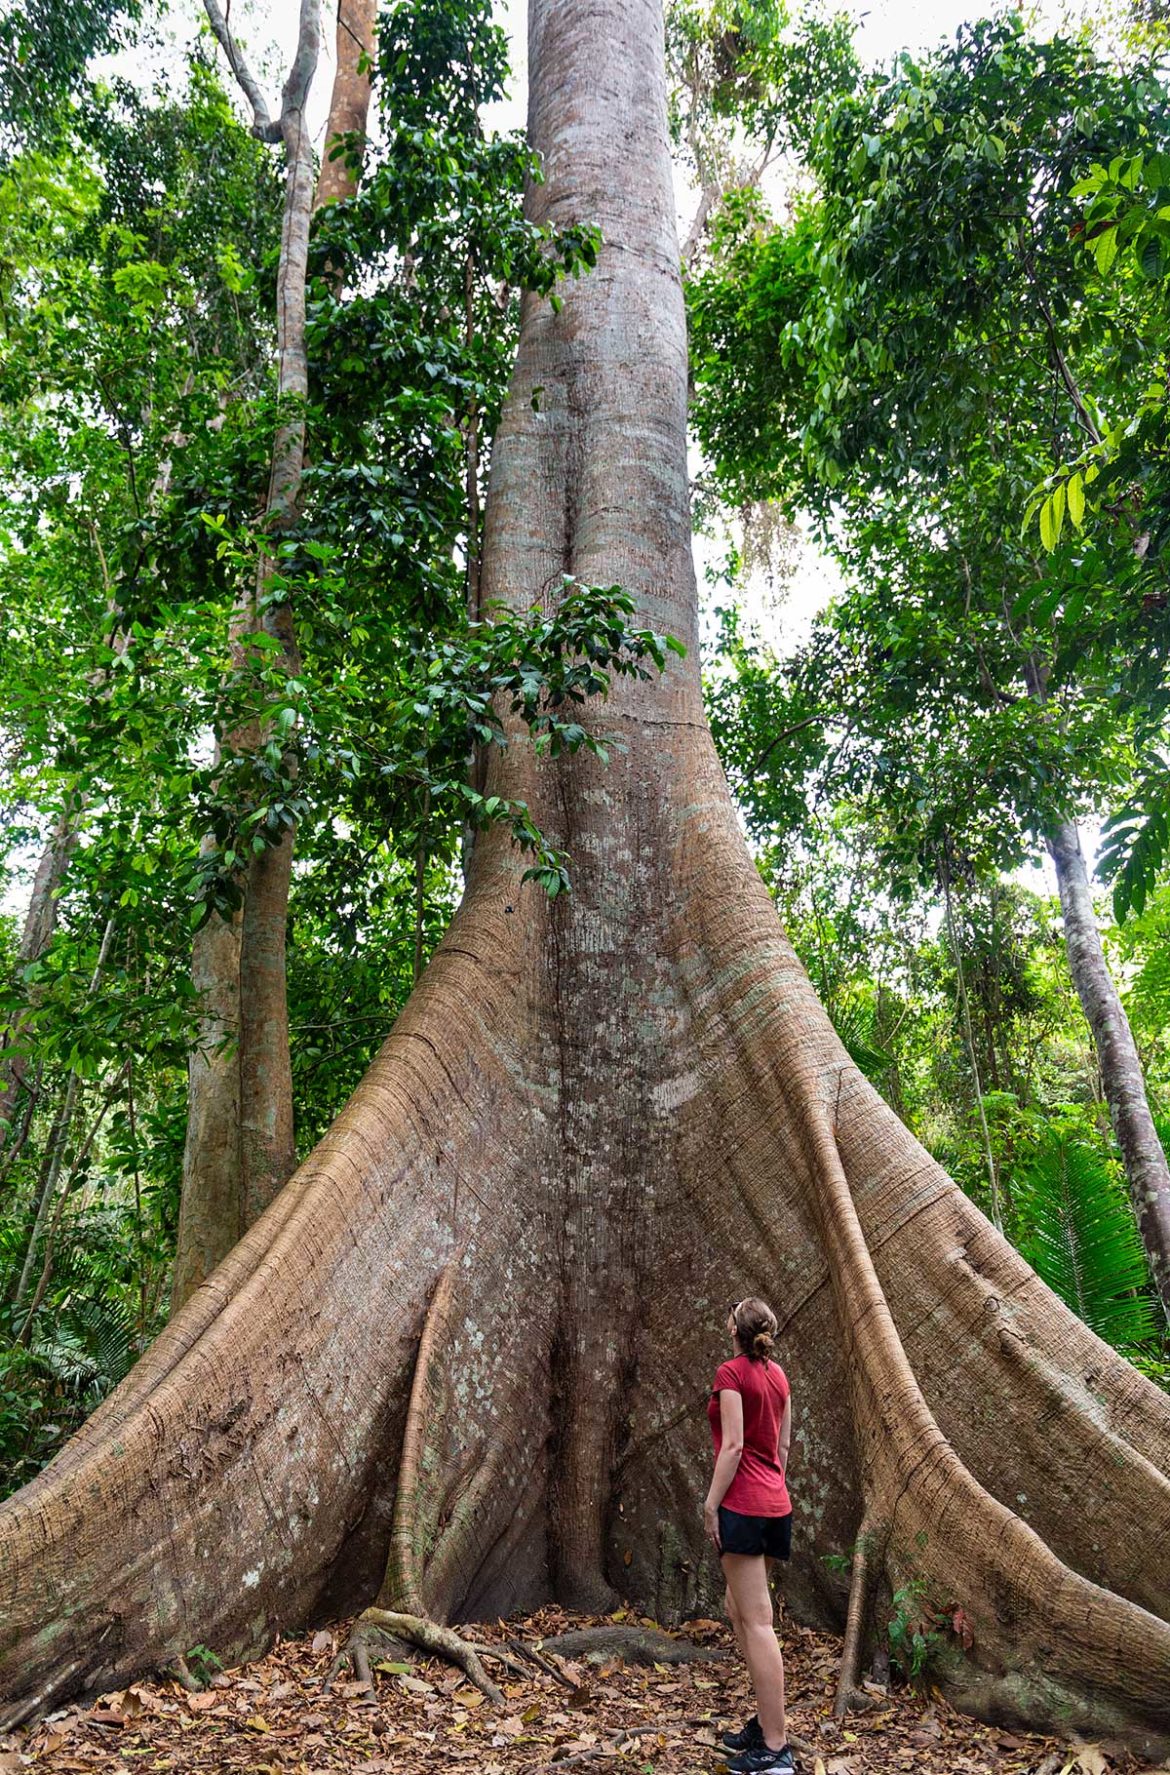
[398, 1675, 435, 1696]
[1063, 1744, 1110, 1775]
[310, 1630, 334, 1655]
[185, 1692, 219, 1713]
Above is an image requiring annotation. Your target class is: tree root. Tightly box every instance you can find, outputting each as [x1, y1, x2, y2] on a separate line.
[834, 1514, 883, 1717]
[383, 1255, 462, 1616]
[538, 1721, 669, 1769]
[500, 1638, 580, 1689]
[166, 1655, 204, 1695]
[326, 1609, 504, 1704]
[535, 1625, 724, 1667]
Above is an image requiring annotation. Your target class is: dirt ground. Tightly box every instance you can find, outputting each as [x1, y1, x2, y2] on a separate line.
[4, 1608, 1166, 1775]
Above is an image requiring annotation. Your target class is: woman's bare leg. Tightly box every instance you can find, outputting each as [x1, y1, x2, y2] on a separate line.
[722, 1551, 787, 1750]
[725, 1581, 749, 1662]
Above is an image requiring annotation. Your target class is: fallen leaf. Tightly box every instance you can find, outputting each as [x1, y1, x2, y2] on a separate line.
[310, 1630, 333, 1655]
[244, 1714, 271, 1733]
[1063, 1743, 1110, 1775]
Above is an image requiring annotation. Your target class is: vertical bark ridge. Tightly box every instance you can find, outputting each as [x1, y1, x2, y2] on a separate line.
[382, 1254, 463, 1614]
[0, 888, 551, 1718]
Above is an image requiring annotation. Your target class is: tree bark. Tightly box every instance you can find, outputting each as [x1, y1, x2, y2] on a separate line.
[1046, 816, 1170, 1323]
[3, 0, 1170, 1755]
[313, 0, 376, 214]
[171, 888, 243, 1309]
[175, 0, 360, 1305]
[0, 807, 77, 1154]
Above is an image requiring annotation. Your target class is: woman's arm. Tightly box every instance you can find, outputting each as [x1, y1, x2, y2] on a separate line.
[778, 1397, 792, 1475]
[704, 1390, 744, 1552]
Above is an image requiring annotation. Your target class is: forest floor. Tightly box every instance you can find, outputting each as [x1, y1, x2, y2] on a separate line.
[3, 1608, 1165, 1775]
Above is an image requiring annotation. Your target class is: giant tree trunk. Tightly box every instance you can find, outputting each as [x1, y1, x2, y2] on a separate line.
[3, 0, 1170, 1752]
[1047, 816, 1170, 1322]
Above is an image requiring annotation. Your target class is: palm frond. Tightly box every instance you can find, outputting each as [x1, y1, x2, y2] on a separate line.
[825, 992, 894, 1083]
[1015, 1131, 1160, 1352]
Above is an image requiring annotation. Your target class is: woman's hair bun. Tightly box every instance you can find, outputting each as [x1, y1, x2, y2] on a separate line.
[733, 1296, 779, 1360]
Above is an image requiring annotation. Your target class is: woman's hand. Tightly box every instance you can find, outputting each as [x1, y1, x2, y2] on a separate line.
[704, 1498, 722, 1553]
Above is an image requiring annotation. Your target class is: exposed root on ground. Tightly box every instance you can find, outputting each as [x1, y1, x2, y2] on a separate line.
[498, 1638, 580, 1688]
[165, 1656, 204, 1696]
[326, 1608, 506, 1703]
[535, 1625, 724, 1666]
[536, 1721, 668, 1769]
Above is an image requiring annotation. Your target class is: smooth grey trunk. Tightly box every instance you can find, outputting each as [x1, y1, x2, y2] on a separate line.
[1047, 816, 1170, 1322]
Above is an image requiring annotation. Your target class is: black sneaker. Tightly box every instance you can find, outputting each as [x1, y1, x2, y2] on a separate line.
[721, 1715, 763, 1752]
[727, 1744, 797, 1774]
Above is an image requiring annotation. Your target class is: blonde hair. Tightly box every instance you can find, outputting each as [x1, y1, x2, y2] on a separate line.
[732, 1296, 778, 1362]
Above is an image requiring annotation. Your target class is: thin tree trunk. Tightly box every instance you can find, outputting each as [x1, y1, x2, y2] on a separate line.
[177, 0, 373, 1304]
[16, 1057, 131, 1341]
[940, 862, 1003, 1232]
[11, 918, 116, 1310]
[0, 808, 78, 1152]
[1046, 816, 1170, 1322]
[3, 2, 1170, 1756]
[171, 887, 243, 1309]
[234, 0, 321, 1218]
[10, 1091, 74, 1311]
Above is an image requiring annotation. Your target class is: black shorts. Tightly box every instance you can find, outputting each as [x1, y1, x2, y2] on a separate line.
[718, 1506, 793, 1560]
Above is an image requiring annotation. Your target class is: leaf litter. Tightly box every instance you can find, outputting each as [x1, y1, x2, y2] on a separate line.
[4, 1609, 1167, 1775]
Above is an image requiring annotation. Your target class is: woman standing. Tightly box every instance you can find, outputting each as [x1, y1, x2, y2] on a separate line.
[704, 1297, 796, 1774]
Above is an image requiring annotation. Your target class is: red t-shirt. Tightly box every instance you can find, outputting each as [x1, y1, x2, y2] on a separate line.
[708, 1354, 791, 1516]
